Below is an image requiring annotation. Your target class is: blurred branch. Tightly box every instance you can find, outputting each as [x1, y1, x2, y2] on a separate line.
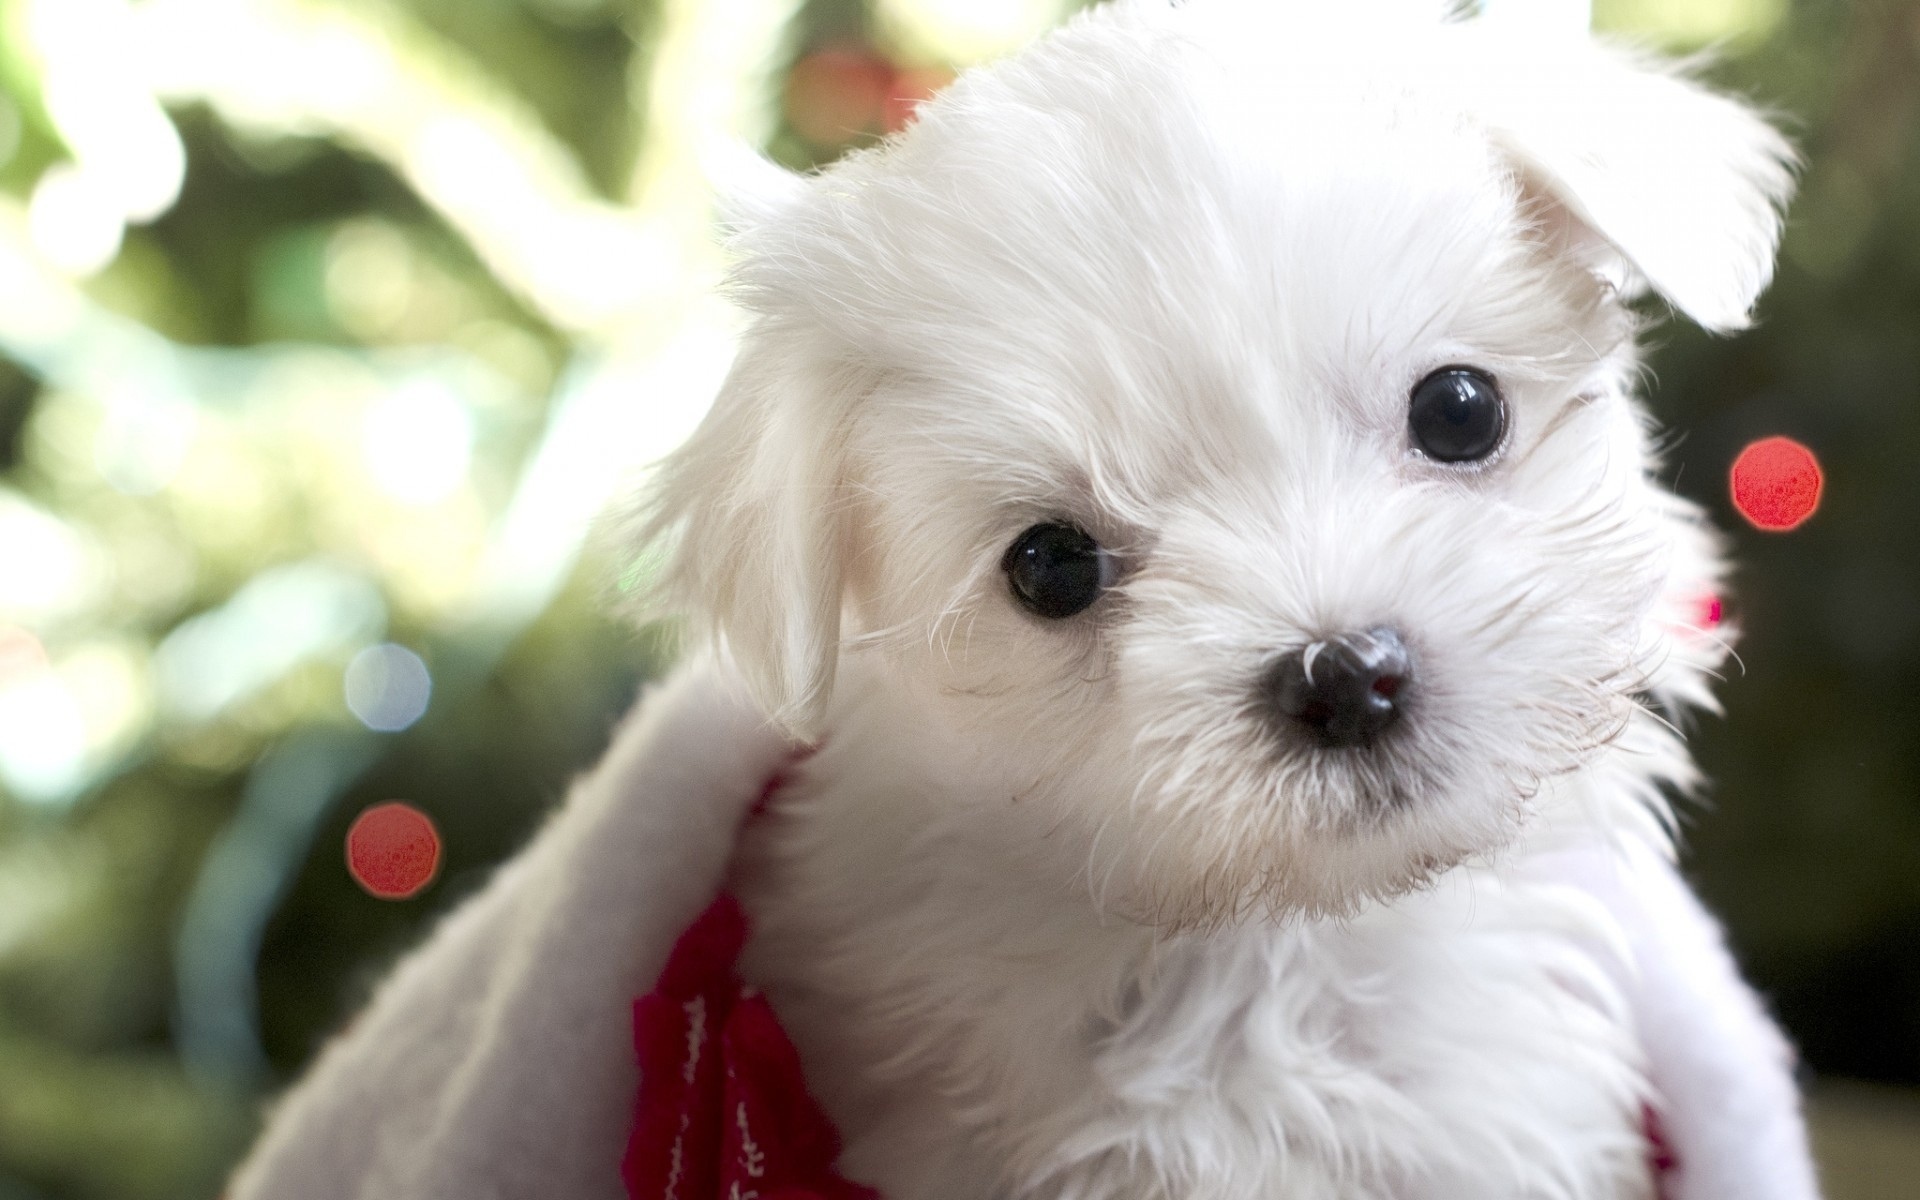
[132, 0, 797, 343]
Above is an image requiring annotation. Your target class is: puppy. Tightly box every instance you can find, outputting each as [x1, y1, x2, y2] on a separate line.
[230, 2, 1821, 1198]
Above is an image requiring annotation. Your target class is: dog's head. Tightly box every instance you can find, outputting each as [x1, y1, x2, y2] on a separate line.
[636, 0, 1792, 926]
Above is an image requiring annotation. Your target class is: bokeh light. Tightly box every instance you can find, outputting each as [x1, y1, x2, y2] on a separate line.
[0, 674, 86, 802]
[878, 0, 1061, 61]
[324, 220, 417, 340]
[344, 642, 432, 732]
[94, 385, 198, 496]
[785, 49, 895, 146]
[361, 377, 475, 507]
[26, 164, 126, 278]
[345, 802, 440, 900]
[1731, 435, 1823, 532]
[0, 492, 99, 622]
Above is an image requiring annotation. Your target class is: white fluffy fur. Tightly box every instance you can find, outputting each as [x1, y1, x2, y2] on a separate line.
[230, 2, 1819, 1198]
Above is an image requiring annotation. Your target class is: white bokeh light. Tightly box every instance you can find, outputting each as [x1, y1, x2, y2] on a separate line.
[344, 643, 433, 732]
[0, 491, 99, 624]
[362, 378, 476, 506]
[26, 165, 126, 278]
[0, 670, 89, 804]
[878, 0, 1062, 60]
[95, 386, 198, 496]
[23, 0, 187, 269]
[40, 68, 186, 224]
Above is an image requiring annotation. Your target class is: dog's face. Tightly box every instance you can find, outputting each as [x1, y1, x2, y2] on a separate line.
[641, 0, 1791, 926]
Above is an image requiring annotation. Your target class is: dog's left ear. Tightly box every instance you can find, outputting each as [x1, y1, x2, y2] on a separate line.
[1472, 35, 1797, 332]
[615, 161, 860, 738]
[633, 333, 859, 739]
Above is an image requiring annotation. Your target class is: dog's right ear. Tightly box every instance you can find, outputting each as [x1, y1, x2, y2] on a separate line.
[1466, 31, 1797, 333]
[635, 335, 857, 739]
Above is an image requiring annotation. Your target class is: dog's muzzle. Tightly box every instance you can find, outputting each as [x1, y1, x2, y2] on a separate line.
[1264, 627, 1413, 749]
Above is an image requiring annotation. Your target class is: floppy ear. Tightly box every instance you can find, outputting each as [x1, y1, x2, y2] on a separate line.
[635, 336, 858, 738]
[1474, 35, 1796, 332]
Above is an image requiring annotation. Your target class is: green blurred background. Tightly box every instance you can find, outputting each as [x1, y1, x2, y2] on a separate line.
[0, 0, 1914, 1196]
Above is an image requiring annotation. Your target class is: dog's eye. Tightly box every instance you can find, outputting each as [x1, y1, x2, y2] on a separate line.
[1003, 523, 1111, 619]
[1408, 367, 1505, 463]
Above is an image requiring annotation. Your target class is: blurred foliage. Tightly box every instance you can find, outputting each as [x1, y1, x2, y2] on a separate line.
[0, 1, 1914, 1198]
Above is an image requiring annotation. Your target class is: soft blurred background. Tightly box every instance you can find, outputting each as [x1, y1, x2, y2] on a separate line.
[0, 0, 1914, 1196]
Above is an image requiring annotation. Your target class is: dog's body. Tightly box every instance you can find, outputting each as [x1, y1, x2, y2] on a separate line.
[231, 2, 1822, 1197]
[731, 655, 1806, 1199]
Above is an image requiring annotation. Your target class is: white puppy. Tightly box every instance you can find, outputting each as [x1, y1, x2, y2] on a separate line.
[231, 2, 1822, 1198]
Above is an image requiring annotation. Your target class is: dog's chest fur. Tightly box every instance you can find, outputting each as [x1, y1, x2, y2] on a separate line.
[734, 680, 1659, 1200]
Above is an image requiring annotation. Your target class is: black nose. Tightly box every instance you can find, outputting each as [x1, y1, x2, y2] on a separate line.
[1265, 627, 1414, 748]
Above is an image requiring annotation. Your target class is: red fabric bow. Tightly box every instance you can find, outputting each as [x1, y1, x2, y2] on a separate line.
[623, 892, 880, 1200]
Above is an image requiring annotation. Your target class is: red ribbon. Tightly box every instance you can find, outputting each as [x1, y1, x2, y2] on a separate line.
[623, 893, 880, 1200]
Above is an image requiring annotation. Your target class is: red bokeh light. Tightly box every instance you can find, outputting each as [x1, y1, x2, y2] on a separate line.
[785, 49, 894, 145]
[1730, 436, 1822, 532]
[346, 802, 441, 900]
[786, 49, 954, 145]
